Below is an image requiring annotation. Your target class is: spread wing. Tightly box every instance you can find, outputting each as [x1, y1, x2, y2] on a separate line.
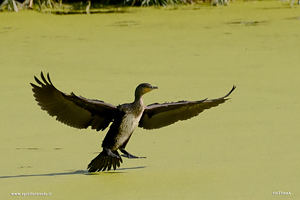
[30, 72, 119, 131]
[138, 85, 236, 130]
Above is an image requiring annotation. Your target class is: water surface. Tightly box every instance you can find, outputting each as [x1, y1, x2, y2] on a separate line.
[1, 2, 299, 199]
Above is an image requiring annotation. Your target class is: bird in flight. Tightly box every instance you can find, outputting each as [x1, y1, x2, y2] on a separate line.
[31, 72, 236, 172]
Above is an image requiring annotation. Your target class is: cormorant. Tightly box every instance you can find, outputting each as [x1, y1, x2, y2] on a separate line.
[31, 72, 236, 172]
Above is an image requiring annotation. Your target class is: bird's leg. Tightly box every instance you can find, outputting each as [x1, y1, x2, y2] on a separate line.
[120, 148, 146, 159]
[104, 147, 120, 158]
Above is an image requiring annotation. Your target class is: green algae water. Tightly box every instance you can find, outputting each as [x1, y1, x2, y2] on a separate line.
[1, 1, 300, 199]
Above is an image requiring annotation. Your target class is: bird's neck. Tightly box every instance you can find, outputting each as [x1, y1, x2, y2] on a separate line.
[134, 94, 144, 108]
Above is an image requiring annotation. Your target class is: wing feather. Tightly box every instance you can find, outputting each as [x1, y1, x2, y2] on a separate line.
[138, 86, 236, 130]
[30, 72, 118, 131]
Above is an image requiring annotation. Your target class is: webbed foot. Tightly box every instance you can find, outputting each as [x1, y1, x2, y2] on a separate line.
[120, 149, 146, 159]
[104, 147, 120, 158]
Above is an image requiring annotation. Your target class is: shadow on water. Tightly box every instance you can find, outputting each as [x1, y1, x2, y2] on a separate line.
[0, 166, 147, 179]
[286, 16, 300, 20]
[226, 20, 268, 26]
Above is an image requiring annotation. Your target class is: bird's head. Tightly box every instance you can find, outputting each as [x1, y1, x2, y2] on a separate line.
[135, 83, 158, 97]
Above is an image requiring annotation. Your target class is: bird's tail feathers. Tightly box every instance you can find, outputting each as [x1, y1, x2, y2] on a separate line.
[87, 149, 123, 172]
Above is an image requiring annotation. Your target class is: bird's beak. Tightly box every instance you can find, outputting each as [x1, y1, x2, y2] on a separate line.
[144, 86, 158, 93]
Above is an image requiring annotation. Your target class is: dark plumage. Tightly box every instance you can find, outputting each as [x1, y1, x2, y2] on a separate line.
[31, 72, 236, 172]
